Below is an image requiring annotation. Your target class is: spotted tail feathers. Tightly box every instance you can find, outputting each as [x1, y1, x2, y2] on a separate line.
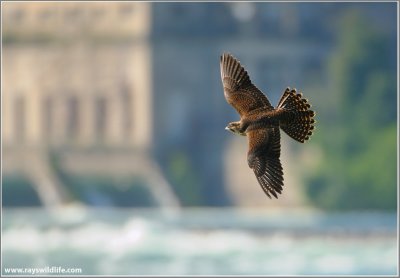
[277, 87, 316, 143]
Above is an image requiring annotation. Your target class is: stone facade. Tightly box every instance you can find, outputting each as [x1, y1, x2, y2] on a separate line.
[2, 2, 179, 209]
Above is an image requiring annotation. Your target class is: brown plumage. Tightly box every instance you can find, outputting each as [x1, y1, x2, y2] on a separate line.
[220, 53, 316, 199]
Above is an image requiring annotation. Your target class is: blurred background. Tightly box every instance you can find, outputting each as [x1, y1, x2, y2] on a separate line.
[1, 2, 398, 275]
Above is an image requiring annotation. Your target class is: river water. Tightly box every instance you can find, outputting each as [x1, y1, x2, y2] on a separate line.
[2, 207, 398, 275]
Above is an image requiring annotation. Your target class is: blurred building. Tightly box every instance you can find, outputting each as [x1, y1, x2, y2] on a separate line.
[2, 2, 179, 208]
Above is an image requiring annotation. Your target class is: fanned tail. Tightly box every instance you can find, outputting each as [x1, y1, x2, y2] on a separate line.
[277, 87, 316, 143]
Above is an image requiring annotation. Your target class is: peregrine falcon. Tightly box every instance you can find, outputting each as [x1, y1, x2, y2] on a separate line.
[220, 53, 316, 199]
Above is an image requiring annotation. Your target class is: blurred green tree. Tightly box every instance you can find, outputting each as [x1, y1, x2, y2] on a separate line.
[166, 150, 204, 206]
[305, 10, 397, 210]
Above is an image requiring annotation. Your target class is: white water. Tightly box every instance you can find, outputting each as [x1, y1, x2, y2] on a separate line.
[2, 208, 397, 275]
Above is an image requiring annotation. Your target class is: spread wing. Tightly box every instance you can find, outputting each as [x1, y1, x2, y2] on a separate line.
[220, 53, 273, 117]
[247, 127, 283, 198]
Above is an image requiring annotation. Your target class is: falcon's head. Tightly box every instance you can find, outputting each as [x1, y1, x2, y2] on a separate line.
[225, 122, 246, 136]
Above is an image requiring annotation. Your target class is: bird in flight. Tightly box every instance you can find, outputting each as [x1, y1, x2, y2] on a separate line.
[220, 53, 316, 199]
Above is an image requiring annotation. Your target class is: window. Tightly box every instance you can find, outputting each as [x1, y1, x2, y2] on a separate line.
[120, 83, 133, 138]
[14, 96, 25, 142]
[95, 97, 107, 141]
[43, 96, 53, 141]
[66, 96, 80, 140]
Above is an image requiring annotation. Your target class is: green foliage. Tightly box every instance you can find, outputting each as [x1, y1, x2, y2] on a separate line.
[166, 150, 203, 206]
[305, 10, 397, 211]
[307, 125, 397, 210]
